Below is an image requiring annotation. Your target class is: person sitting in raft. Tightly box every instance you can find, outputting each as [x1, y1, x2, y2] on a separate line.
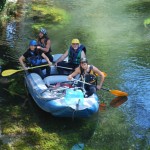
[54, 38, 86, 75]
[37, 28, 53, 62]
[68, 57, 105, 97]
[19, 40, 52, 79]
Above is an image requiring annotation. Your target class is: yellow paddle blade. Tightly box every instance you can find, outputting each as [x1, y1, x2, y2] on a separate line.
[1, 64, 50, 77]
[110, 90, 128, 97]
[1, 69, 22, 77]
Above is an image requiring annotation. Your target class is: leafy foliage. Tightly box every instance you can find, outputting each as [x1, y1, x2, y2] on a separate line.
[0, 0, 6, 12]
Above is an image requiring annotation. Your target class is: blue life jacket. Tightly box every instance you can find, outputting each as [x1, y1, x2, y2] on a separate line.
[68, 44, 85, 64]
[27, 50, 42, 66]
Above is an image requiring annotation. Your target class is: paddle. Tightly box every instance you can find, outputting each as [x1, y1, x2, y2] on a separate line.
[99, 96, 128, 110]
[56, 66, 73, 70]
[110, 96, 128, 107]
[73, 79, 128, 97]
[57, 66, 107, 77]
[2, 64, 107, 77]
[101, 88, 128, 97]
[1, 64, 50, 77]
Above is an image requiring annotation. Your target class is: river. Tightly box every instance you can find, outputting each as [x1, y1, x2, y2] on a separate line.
[0, 0, 150, 149]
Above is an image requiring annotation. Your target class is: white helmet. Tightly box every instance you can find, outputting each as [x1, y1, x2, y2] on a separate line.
[40, 28, 47, 35]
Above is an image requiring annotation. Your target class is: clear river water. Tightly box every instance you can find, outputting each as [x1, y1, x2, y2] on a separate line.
[0, 0, 149, 149]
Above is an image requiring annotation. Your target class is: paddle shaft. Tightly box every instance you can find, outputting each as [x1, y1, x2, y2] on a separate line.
[2, 64, 107, 78]
[74, 79, 109, 90]
[19, 64, 50, 71]
[1, 64, 50, 76]
[73, 79, 128, 96]
[101, 87, 110, 92]
[56, 66, 73, 70]
[28, 64, 49, 70]
[57, 66, 107, 77]
[73, 79, 93, 86]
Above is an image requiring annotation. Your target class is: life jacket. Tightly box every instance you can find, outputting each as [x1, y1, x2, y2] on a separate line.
[68, 44, 85, 64]
[26, 49, 42, 66]
[80, 65, 97, 85]
[38, 37, 52, 52]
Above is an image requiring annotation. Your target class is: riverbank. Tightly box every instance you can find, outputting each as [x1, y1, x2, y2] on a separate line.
[0, 0, 22, 27]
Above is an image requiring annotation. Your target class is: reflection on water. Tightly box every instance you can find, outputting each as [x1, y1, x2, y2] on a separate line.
[6, 22, 17, 47]
[0, 0, 150, 149]
[122, 61, 150, 144]
[110, 96, 128, 108]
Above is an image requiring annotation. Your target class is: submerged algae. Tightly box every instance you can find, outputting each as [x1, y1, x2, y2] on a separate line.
[28, 1, 70, 31]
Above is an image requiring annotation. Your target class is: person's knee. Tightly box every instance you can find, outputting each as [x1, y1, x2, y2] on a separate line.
[46, 67, 51, 76]
[90, 86, 96, 93]
[86, 86, 96, 97]
[49, 56, 53, 62]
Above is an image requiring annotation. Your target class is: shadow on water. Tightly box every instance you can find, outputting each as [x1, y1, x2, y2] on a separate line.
[0, 0, 6, 12]
[27, 93, 98, 137]
[0, 45, 18, 68]
[127, 1, 150, 14]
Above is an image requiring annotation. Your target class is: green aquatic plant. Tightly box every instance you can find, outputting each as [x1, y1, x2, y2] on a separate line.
[3, 124, 23, 135]
[0, 0, 6, 12]
[0, 94, 91, 150]
[144, 18, 150, 28]
[7, 77, 26, 96]
[0, 143, 11, 150]
[86, 109, 135, 150]
[6, 2, 18, 17]
[0, 58, 5, 65]
[29, 2, 70, 31]
[1, 105, 26, 135]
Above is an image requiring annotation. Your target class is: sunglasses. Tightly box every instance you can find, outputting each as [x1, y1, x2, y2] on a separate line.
[72, 43, 79, 45]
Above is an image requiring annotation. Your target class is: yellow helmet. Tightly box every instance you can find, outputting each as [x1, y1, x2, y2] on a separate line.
[71, 39, 80, 44]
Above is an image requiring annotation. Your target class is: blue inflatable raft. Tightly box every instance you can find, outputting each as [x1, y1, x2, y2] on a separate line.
[24, 54, 100, 118]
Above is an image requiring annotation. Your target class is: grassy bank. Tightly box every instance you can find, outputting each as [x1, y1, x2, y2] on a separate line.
[0, 0, 21, 27]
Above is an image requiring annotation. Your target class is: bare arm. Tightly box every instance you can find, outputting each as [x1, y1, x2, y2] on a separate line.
[37, 39, 51, 53]
[54, 50, 68, 66]
[42, 53, 52, 66]
[68, 67, 81, 80]
[93, 66, 105, 90]
[19, 55, 27, 70]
